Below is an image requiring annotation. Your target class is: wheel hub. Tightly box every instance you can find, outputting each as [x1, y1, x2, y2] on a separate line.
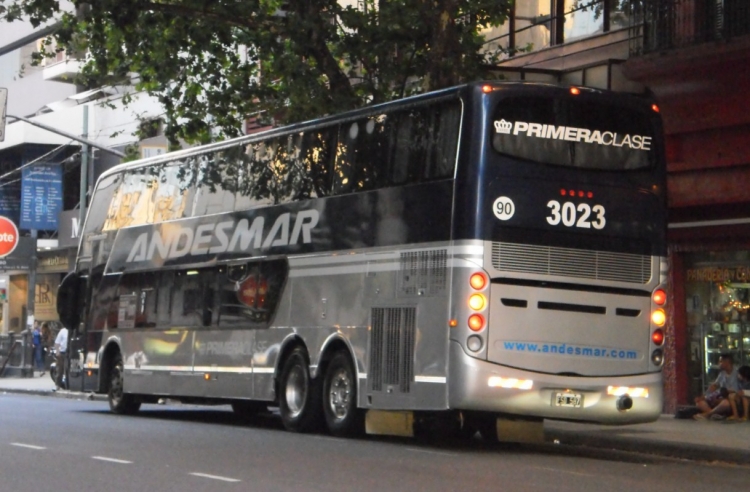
[285, 365, 307, 418]
[328, 369, 351, 420]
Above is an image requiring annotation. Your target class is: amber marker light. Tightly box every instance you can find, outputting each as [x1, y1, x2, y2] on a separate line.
[449, 319, 458, 328]
[469, 294, 486, 311]
[651, 309, 666, 327]
[470, 273, 487, 290]
[482, 84, 493, 93]
[652, 289, 666, 306]
[204, 373, 211, 381]
[651, 104, 660, 113]
[468, 314, 485, 331]
[570, 87, 581, 95]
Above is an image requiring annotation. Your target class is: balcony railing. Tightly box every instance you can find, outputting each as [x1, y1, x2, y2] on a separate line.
[630, 0, 750, 55]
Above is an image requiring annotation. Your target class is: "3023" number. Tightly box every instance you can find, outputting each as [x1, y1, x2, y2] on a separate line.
[546, 200, 606, 229]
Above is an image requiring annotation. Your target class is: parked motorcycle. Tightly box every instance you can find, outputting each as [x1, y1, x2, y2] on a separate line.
[48, 346, 66, 389]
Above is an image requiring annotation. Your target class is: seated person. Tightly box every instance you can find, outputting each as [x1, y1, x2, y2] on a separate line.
[694, 353, 739, 420]
[728, 365, 750, 421]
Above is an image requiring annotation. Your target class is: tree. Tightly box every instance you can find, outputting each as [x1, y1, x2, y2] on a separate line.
[0, 0, 511, 143]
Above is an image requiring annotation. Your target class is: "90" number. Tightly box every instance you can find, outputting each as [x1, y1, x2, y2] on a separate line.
[546, 200, 606, 229]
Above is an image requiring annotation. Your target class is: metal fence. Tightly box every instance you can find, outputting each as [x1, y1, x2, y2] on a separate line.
[630, 0, 750, 55]
[0, 333, 32, 376]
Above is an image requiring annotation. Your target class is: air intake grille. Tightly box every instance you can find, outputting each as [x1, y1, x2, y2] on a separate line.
[369, 307, 416, 394]
[399, 249, 447, 296]
[491, 242, 651, 284]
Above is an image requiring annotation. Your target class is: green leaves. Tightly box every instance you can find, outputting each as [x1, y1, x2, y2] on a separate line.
[1, 0, 511, 143]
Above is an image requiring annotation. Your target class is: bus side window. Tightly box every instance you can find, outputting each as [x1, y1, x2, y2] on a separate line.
[218, 259, 288, 327]
[234, 145, 263, 211]
[151, 162, 196, 222]
[89, 270, 114, 331]
[173, 269, 216, 327]
[390, 111, 420, 185]
[156, 271, 175, 327]
[333, 116, 388, 195]
[103, 169, 152, 230]
[424, 101, 461, 180]
[389, 101, 460, 185]
[191, 152, 237, 215]
[89, 173, 122, 236]
[250, 137, 293, 205]
[293, 128, 335, 199]
[108, 273, 158, 329]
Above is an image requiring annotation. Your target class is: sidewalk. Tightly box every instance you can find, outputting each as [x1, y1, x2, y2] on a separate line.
[1, 375, 748, 464]
[545, 416, 750, 465]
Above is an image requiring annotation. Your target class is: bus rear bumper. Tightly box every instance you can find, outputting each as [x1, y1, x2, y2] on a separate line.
[448, 342, 663, 424]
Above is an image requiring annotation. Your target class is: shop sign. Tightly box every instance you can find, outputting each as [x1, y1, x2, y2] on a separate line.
[20, 165, 63, 231]
[58, 208, 86, 249]
[686, 266, 750, 283]
[0, 236, 33, 271]
[37, 251, 70, 273]
[35, 273, 60, 321]
[0, 215, 19, 257]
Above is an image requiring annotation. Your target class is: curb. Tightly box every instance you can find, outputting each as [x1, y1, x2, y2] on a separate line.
[547, 428, 750, 466]
[1, 386, 108, 402]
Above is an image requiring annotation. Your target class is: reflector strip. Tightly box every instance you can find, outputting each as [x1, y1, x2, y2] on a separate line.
[488, 376, 533, 390]
[607, 386, 649, 398]
[414, 376, 447, 383]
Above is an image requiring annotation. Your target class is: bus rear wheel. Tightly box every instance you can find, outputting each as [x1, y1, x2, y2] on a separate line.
[279, 348, 322, 432]
[108, 355, 141, 415]
[322, 351, 363, 437]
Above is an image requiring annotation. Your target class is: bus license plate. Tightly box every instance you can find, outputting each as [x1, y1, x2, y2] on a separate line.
[555, 393, 583, 408]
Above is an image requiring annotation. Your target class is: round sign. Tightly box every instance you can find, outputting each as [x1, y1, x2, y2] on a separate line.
[0, 216, 19, 258]
[493, 196, 515, 221]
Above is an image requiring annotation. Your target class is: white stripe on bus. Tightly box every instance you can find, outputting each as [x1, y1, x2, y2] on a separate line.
[130, 365, 269, 374]
[414, 376, 447, 383]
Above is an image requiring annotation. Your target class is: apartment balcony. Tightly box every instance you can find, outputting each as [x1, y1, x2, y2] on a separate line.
[42, 58, 85, 83]
[623, 0, 750, 132]
[630, 0, 750, 56]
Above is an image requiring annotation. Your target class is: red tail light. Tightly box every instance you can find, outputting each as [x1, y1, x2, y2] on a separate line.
[652, 329, 665, 346]
[653, 289, 666, 306]
[470, 273, 487, 290]
[468, 314, 485, 332]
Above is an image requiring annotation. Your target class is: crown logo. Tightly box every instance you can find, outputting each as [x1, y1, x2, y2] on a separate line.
[494, 119, 512, 134]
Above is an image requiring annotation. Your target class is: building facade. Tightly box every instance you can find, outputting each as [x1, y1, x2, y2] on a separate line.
[0, 17, 166, 337]
[489, 0, 750, 413]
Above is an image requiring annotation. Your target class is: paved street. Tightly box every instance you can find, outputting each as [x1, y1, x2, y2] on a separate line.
[2, 393, 750, 492]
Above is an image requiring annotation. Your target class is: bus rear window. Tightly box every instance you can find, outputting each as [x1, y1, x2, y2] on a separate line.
[491, 96, 657, 170]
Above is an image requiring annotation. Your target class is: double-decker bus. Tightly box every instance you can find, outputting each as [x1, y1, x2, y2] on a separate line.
[58, 82, 667, 440]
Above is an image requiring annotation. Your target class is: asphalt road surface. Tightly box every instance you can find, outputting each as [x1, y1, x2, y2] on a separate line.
[2, 394, 749, 492]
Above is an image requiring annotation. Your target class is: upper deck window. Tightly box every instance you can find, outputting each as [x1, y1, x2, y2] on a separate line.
[491, 95, 657, 171]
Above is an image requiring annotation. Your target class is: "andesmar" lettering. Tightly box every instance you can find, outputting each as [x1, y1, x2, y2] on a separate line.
[494, 119, 652, 151]
[126, 210, 319, 263]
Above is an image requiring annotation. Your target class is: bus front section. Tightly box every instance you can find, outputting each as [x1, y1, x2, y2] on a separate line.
[449, 83, 667, 425]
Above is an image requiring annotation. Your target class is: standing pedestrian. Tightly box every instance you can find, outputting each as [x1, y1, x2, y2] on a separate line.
[32, 321, 45, 376]
[54, 326, 68, 390]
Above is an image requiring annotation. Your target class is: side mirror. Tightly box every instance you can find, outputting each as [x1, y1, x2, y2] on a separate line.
[57, 272, 81, 329]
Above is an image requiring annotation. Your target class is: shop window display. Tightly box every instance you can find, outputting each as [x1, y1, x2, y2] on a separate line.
[684, 252, 750, 399]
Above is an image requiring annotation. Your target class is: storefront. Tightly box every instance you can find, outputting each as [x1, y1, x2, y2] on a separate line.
[0, 236, 34, 335]
[681, 250, 750, 396]
[35, 248, 74, 326]
[667, 225, 750, 410]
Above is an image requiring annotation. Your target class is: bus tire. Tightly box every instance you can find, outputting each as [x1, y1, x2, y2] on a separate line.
[322, 351, 363, 437]
[108, 355, 141, 415]
[279, 347, 322, 433]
